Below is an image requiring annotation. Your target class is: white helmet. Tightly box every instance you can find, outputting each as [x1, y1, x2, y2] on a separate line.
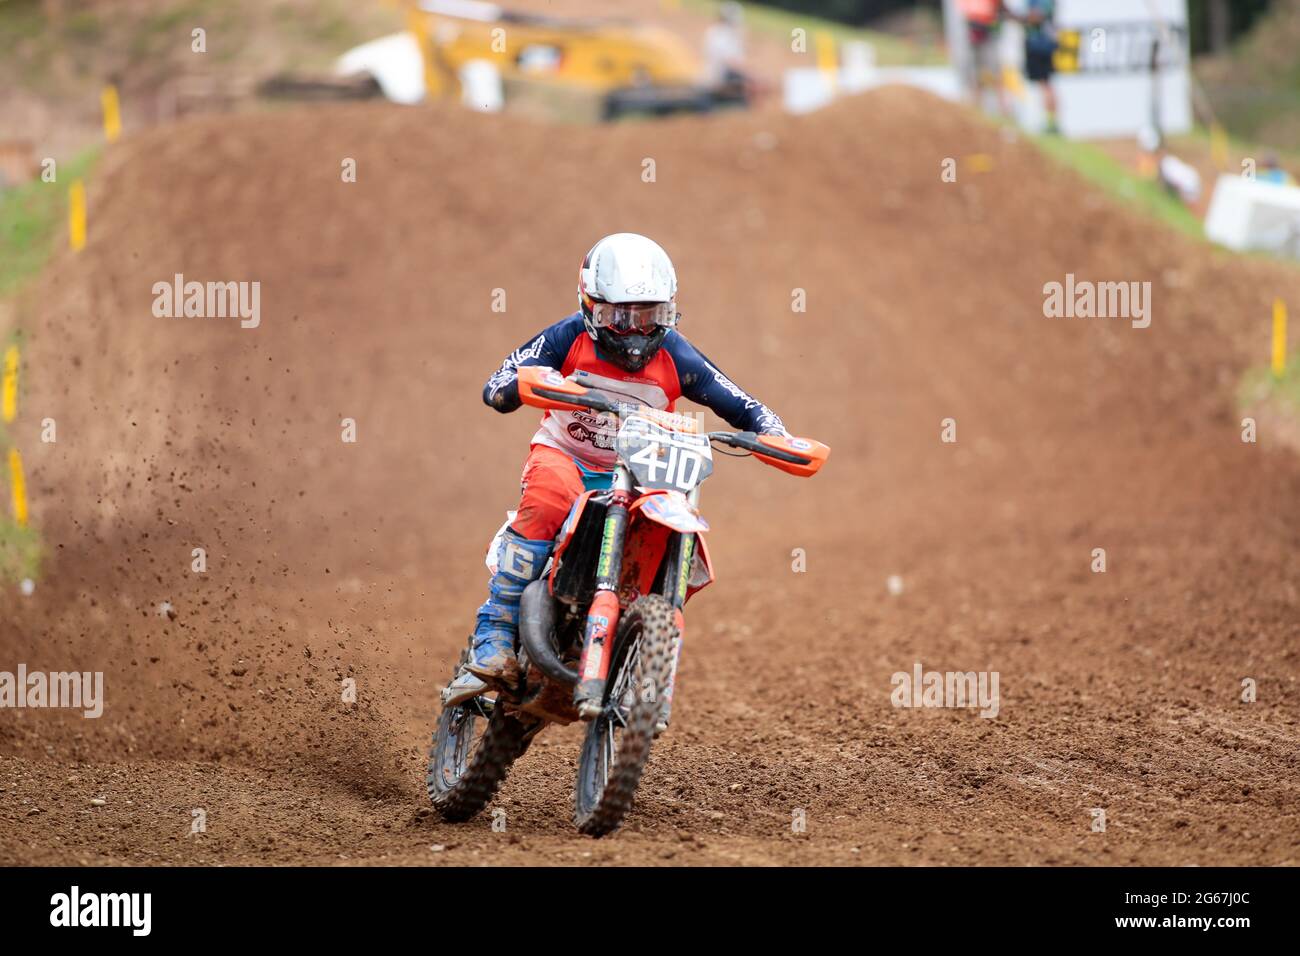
[578, 233, 679, 372]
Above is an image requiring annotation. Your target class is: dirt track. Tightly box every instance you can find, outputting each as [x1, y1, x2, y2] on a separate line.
[1, 89, 1298, 865]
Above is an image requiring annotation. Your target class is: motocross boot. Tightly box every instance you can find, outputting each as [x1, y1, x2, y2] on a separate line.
[464, 529, 553, 681]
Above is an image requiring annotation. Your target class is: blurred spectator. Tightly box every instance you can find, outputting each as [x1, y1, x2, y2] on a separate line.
[959, 0, 1008, 115]
[704, 2, 747, 89]
[1019, 0, 1059, 134]
[1258, 153, 1296, 187]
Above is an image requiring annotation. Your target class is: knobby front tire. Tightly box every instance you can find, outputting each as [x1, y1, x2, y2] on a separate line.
[572, 594, 677, 837]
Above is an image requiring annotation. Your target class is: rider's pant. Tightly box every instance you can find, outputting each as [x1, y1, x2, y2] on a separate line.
[510, 444, 591, 541]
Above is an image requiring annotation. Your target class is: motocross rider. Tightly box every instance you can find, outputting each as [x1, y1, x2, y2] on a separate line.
[445, 233, 788, 705]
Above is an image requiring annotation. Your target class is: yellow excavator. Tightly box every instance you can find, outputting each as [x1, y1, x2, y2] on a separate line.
[405, 0, 749, 119]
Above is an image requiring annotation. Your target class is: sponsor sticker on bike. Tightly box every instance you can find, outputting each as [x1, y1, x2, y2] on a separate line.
[581, 618, 608, 680]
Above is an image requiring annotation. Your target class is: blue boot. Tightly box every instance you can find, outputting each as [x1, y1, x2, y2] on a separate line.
[464, 530, 553, 680]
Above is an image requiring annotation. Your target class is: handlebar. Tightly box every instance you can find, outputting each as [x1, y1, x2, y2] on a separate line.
[516, 366, 830, 478]
[707, 430, 813, 466]
[533, 383, 808, 458]
[529, 384, 621, 415]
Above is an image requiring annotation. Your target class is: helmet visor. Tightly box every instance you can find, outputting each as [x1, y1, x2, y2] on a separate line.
[589, 301, 677, 335]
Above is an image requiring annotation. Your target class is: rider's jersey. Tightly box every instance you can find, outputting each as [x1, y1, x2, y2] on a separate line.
[484, 313, 785, 471]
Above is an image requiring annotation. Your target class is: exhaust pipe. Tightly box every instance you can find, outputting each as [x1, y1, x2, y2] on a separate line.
[519, 580, 578, 686]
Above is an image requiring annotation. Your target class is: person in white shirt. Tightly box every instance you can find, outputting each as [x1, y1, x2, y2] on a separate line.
[703, 2, 747, 89]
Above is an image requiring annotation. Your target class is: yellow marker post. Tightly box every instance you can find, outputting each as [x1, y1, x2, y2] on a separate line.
[1210, 123, 1229, 172]
[1, 345, 17, 424]
[815, 32, 838, 90]
[101, 84, 122, 143]
[1272, 298, 1288, 378]
[8, 448, 27, 527]
[69, 179, 86, 251]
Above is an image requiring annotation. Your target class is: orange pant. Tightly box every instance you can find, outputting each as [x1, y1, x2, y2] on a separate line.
[511, 444, 588, 541]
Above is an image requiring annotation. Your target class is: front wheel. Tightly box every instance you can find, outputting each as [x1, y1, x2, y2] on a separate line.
[573, 594, 677, 837]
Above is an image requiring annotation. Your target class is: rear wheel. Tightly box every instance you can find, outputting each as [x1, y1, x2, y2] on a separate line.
[427, 652, 536, 822]
[573, 594, 677, 837]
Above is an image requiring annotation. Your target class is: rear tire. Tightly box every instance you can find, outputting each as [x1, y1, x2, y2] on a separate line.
[427, 653, 535, 822]
[572, 594, 677, 837]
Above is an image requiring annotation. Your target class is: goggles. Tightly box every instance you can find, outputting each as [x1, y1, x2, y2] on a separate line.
[589, 300, 678, 335]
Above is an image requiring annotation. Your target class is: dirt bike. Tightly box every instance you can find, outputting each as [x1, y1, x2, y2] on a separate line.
[427, 365, 829, 836]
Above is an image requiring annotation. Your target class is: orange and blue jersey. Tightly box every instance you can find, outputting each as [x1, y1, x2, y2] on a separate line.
[484, 312, 785, 471]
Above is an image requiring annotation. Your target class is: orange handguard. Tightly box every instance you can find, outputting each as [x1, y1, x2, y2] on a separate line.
[753, 434, 831, 477]
[516, 366, 593, 412]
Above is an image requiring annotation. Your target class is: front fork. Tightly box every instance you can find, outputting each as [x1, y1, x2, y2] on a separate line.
[574, 467, 633, 717]
[659, 525, 692, 726]
[574, 472, 695, 721]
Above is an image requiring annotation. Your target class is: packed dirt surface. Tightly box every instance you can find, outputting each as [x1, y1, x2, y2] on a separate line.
[2, 88, 1299, 865]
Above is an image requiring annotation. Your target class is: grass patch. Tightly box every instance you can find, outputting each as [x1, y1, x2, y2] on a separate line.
[0, 147, 99, 298]
[65, 10, 105, 43]
[1031, 133, 1205, 240]
[0, 324, 41, 584]
[0, 0, 46, 49]
[0, 146, 96, 586]
[141, 1, 212, 37]
[0, 519, 41, 584]
[1237, 359, 1300, 452]
[1239, 360, 1300, 415]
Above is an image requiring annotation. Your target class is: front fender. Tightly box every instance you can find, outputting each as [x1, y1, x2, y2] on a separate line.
[630, 489, 710, 534]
